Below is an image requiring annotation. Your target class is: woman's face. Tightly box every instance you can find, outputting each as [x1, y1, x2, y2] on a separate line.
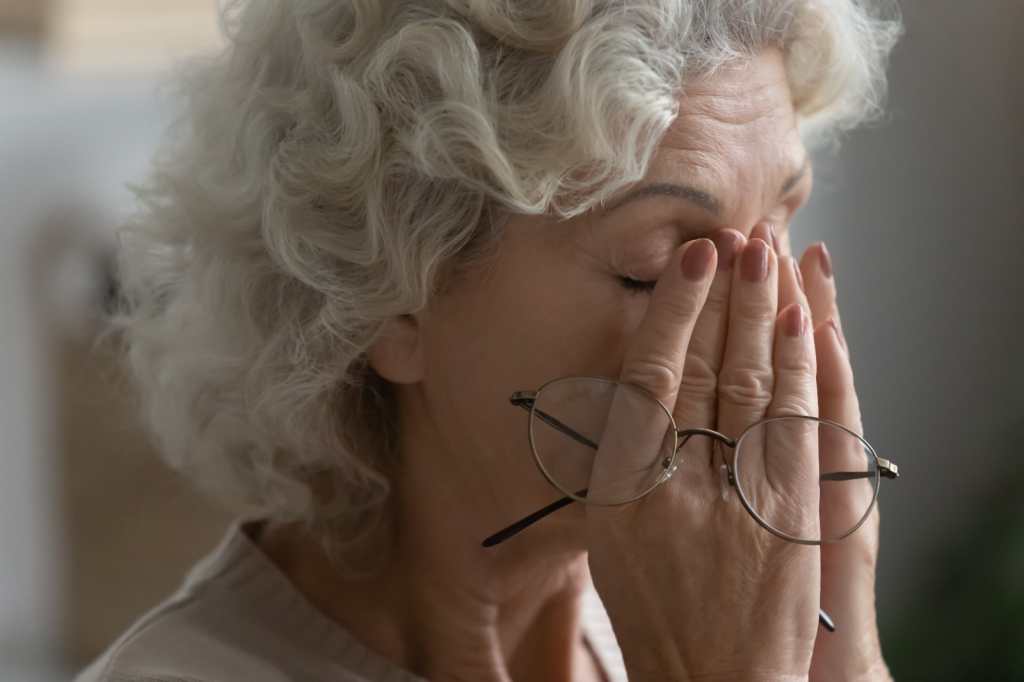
[402, 48, 813, 548]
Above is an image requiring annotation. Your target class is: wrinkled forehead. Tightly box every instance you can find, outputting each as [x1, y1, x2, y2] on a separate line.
[637, 50, 808, 227]
[680, 49, 799, 125]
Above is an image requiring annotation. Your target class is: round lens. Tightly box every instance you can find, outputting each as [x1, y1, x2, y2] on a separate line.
[732, 416, 879, 543]
[529, 377, 676, 505]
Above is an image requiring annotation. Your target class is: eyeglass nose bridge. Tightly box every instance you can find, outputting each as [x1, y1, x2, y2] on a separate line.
[676, 427, 738, 450]
[658, 428, 739, 480]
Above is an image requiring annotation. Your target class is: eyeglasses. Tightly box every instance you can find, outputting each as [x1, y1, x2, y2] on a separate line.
[481, 376, 900, 633]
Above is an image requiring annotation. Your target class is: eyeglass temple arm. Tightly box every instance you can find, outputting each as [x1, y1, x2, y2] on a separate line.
[481, 491, 581, 547]
[482, 397, 598, 547]
[510, 394, 600, 449]
[821, 458, 899, 481]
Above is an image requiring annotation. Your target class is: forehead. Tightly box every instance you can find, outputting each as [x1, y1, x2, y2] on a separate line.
[636, 49, 806, 225]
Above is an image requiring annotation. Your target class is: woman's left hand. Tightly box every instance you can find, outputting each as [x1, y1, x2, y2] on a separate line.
[780, 242, 892, 682]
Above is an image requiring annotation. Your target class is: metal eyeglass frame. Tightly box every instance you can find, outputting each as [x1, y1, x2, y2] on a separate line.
[480, 376, 900, 633]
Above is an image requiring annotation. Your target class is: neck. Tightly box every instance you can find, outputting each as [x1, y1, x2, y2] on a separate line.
[256, 491, 599, 682]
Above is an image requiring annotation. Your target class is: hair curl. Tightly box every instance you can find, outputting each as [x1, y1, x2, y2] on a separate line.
[112, 0, 901, 565]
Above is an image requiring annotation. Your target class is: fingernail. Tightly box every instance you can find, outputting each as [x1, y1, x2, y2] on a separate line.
[741, 239, 769, 282]
[783, 303, 807, 337]
[681, 239, 716, 281]
[710, 230, 742, 272]
[749, 221, 777, 254]
[792, 259, 806, 293]
[818, 243, 833, 278]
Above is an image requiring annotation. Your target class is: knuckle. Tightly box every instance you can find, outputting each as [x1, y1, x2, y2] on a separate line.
[776, 351, 816, 375]
[718, 366, 774, 409]
[770, 369, 817, 416]
[621, 358, 682, 401]
[768, 394, 818, 418]
[731, 298, 777, 325]
[699, 289, 729, 318]
[658, 290, 703, 320]
[678, 356, 719, 401]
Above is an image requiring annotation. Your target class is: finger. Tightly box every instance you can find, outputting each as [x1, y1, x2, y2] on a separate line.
[753, 220, 807, 318]
[814, 318, 874, 543]
[620, 238, 717, 406]
[760, 302, 819, 539]
[769, 304, 818, 419]
[593, 239, 717, 501]
[674, 229, 745, 475]
[751, 219, 804, 328]
[815, 319, 861, 433]
[750, 220, 781, 257]
[776, 224, 794, 258]
[717, 238, 778, 444]
[779, 255, 808, 316]
[799, 242, 847, 353]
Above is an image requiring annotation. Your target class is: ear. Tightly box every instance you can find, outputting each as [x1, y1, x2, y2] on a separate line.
[367, 314, 425, 384]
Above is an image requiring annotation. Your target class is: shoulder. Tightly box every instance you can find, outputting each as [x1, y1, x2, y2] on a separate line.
[71, 519, 344, 682]
[71, 584, 296, 682]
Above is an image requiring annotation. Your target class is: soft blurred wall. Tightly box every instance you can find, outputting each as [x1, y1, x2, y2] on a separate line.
[0, 0, 53, 44]
[0, 55, 230, 682]
[48, 0, 222, 74]
[790, 0, 1024, 658]
[0, 3, 228, 680]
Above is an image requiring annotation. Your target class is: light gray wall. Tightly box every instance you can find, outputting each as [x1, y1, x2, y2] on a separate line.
[791, 0, 1024, 613]
[0, 45, 171, 679]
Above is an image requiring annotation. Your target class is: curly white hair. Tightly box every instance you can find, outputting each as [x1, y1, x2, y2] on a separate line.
[112, 0, 901, 563]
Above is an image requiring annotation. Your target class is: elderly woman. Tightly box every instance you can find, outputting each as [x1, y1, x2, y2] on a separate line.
[77, 1, 903, 680]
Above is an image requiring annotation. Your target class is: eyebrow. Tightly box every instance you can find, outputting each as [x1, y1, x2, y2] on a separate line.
[599, 157, 811, 218]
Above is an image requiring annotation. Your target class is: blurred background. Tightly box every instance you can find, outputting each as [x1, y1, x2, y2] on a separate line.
[0, 1, 1020, 680]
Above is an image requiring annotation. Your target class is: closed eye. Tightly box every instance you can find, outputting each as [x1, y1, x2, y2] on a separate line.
[618, 276, 658, 294]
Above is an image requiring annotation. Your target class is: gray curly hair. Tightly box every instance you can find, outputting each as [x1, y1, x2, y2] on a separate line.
[113, 0, 901, 562]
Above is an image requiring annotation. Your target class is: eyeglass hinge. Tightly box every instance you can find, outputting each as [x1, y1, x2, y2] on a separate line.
[878, 457, 899, 479]
[509, 391, 537, 409]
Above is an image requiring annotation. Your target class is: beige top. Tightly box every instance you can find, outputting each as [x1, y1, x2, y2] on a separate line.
[74, 519, 627, 682]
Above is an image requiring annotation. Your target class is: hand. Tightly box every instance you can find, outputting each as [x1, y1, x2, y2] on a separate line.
[790, 243, 892, 682]
[586, 231, 820, 681]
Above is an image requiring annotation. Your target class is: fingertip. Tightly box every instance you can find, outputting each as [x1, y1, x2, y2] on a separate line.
[799, 245, 819, 275]
[710, 229, 745, 272]
[680, 238, 718, 281]
[750, 221, 780, 254]
[802, 242, 834, 280]
[779, 302, 807, 337]
[739, 237, 774, 283]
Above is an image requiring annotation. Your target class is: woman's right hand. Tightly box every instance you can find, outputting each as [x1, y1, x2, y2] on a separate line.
[586, 230, 821, 682]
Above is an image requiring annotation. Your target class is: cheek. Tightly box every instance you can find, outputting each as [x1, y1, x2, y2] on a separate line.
[556, 278, 648, 380]
[544, 242, 662, 374]
[424, 236, 658, 439]
[418, 247, 643, 508]
[507, 272, 639, 382]
[428, 277, 631, 417]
